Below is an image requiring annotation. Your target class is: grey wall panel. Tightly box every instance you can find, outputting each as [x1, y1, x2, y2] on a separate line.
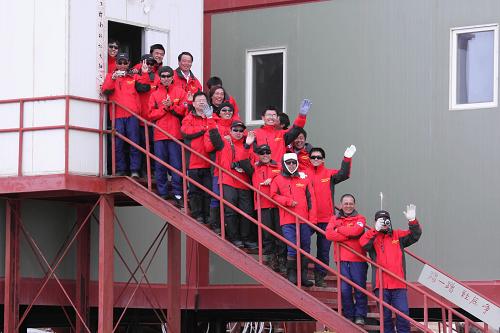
[211, 0, 500, 281]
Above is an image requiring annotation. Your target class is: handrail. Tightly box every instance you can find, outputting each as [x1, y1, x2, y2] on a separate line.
[0, 95, 492, 332]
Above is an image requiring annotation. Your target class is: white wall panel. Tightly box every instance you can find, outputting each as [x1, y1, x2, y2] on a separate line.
[23, 100, 66, 128]
[22, 130, 65, 175]
[106, 0, 127, 21]
[69, 131, 100, 175]
[33, 0, 67, 96]
[0, 103, 21, 129]
[69, 100, 101, 128]
[0, 133, 19, 176]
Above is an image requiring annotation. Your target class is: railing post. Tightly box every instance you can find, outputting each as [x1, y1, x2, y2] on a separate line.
[64, 95, 70, 174]
[423, 295, 428, 329]
[111, 102, 116, 176]
[181, 145, 189, 213]
[378, 268, 384, 333]
[76, 204, 92, 333]
[257, 186, 263, 263]
[335, 242, 342, 316]
[144, 122, 152, 190]
[17, 101, 24, 176]
[296, 216, 301, 287]
[98, 102, 104, 177]
[167, 225, 181, 333]
[219, 167, 226, 240]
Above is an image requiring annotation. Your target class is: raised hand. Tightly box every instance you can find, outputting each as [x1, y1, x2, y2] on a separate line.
[344, 145, 356, 158]
[403, 204, 416, 221]
[299, 99, 312, 116]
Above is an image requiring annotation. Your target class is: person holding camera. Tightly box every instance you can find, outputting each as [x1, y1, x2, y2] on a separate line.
[360, 205, 422, 333]
[101, 52, 151, 177]
[204, 117, 257, 251]
[270, 153, 317, 287]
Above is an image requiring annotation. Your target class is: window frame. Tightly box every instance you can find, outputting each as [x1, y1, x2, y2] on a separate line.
[449, 23, 499, 110]
[245, 47, 287, 125]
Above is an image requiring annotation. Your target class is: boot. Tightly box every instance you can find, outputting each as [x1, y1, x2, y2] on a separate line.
[269, 253, 280, 272]
[314, 271, 327, 288]
[286, 259, 298, 285]
[300, 257, 314, 287]
[209, 206, 221, 234]
[263, 254, 274, 268]
[277, 255, 287, 275]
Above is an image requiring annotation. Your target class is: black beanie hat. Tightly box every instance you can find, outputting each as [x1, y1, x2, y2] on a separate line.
[375, 210, 390, 220]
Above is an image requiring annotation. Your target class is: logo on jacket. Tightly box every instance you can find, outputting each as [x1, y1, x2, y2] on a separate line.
[295, 183, 305, 187]
[126, 80, 134, 84]
[274, 137, 282, 142]
[321, 178, 330, 183]
[300, 155, 308, 160]
[357, 221, 364, 227]
[272, 169, 280, 173]
[392, 239, 400, 245]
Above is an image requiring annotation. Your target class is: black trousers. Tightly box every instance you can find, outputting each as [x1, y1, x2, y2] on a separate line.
[260, 207, 286, 256]
[223, 184, 254, 243]
[188, 168, 212, 219]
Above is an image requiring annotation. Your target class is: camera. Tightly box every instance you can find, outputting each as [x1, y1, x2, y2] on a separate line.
[380, 218, 391, 226]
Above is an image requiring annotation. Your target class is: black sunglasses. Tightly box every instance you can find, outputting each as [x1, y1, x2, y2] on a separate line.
[160, 74, 173, 78]
[285, 160, 297, 165]
[259, 150, 271, 155]
[146, 60, 156, 66]
[108, 45, 119, 50]
[117, 60, 129, 65]
[220, 108, 233, 113]
[310, 155, 324, 160]
[232, 128, 244, 133]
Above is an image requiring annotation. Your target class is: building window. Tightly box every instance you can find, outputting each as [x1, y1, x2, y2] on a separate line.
[450, 24, 498, 110]
[245, 48, 286, 124]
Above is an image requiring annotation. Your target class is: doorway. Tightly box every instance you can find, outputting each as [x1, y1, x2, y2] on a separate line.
[108, 21, 143, 66]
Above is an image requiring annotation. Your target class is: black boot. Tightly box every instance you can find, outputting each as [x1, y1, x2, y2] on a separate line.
[314, 271, 327, 288]
[300, 257, 314, 287]
[286, 259, 298, 285]
[277, 255, 287, 275]
[209, 206, 221, 234]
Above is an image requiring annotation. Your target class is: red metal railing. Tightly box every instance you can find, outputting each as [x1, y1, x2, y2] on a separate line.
[1, 95, 496, 332]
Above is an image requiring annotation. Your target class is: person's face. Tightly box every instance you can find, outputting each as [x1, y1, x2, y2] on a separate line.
[284, 159, 298, 174]
[258, 149, 271, 164]
[293, 133, 306, 150]
[116, 59, 129, 71]
[230, 126, 245, 140]
[274, 116, 282, 129]
[341, 196, 355, 215]
[179, 54, 193, 72]
[152, 49, 165, 64]
[160, 71, 174, 87]
[310, 151, 324, 167]
[219, 106, 234, 120]
[193, 95, 208, 114]
[108, 43, 119, 57]
[262, 110, 278, 126]
[211, 88, 225, 106]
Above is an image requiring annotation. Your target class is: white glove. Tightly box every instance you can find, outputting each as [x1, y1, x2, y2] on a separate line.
[298, 172, 307, 179]
[344, 145, 356, 158]
[299, 99, 312, 116]
[203, 104, 213, 118]
[375, 218, 385, 232]
[403, 204, 416, 221]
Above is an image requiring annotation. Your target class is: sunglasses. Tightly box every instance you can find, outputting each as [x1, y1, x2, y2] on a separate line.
[232, 128, 244, 133]
[220, 108, 233, 113]
[258, 151, 271, 155]
[160, 74, 173, 78]
[285, 160, 297, 165]
[108, 45, 119, 50]
[310, 155, 324, 160]
[146, 61, 156, 66]
[117, 60, 129, 65]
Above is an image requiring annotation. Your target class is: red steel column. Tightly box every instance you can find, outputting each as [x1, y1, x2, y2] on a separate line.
[75, 204, 92, 333]
[4, 200, 21, 333]
[98, 195, 114, 333]
[186, 238, 209, 287]
[167, 225, 181, 333]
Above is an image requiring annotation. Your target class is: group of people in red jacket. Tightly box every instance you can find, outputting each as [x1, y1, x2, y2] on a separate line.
[104, 40, 422, 333]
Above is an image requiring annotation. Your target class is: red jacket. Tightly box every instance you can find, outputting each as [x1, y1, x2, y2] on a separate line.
[253, 114, 307, 163]
[309, 158, 351, 222]
[270, 169, 317, 225]
[138, 72, 160, 124]
[359, 220, 422, 290]
[102, 72, 151, 119]
[326, 212, 366, 262]
[250, 161, 281, 209]
[181, 111, 210, 169]
[149, 84, 188, 141]
[108, 55, 116, 73]
[204, 125, 251, 190]
[172, 68, 202, 94]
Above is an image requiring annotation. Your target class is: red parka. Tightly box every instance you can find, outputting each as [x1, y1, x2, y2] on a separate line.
[180, 111, 210, 169]
[253, 114, 307, 163]
[102, 72, 151, 119]
[149, 84, 188, 141]
[204, 124, 251, 190]
[270, 164, 317, 225]
[326, 211, 366, 262]
[250, 161, 281, 209]
[309, 157, 352, 222]
[108, 55, 116, 73]
[359, 220, 422, 290]
[138, 72, 160, 123]
[172, 68, 202, 94]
